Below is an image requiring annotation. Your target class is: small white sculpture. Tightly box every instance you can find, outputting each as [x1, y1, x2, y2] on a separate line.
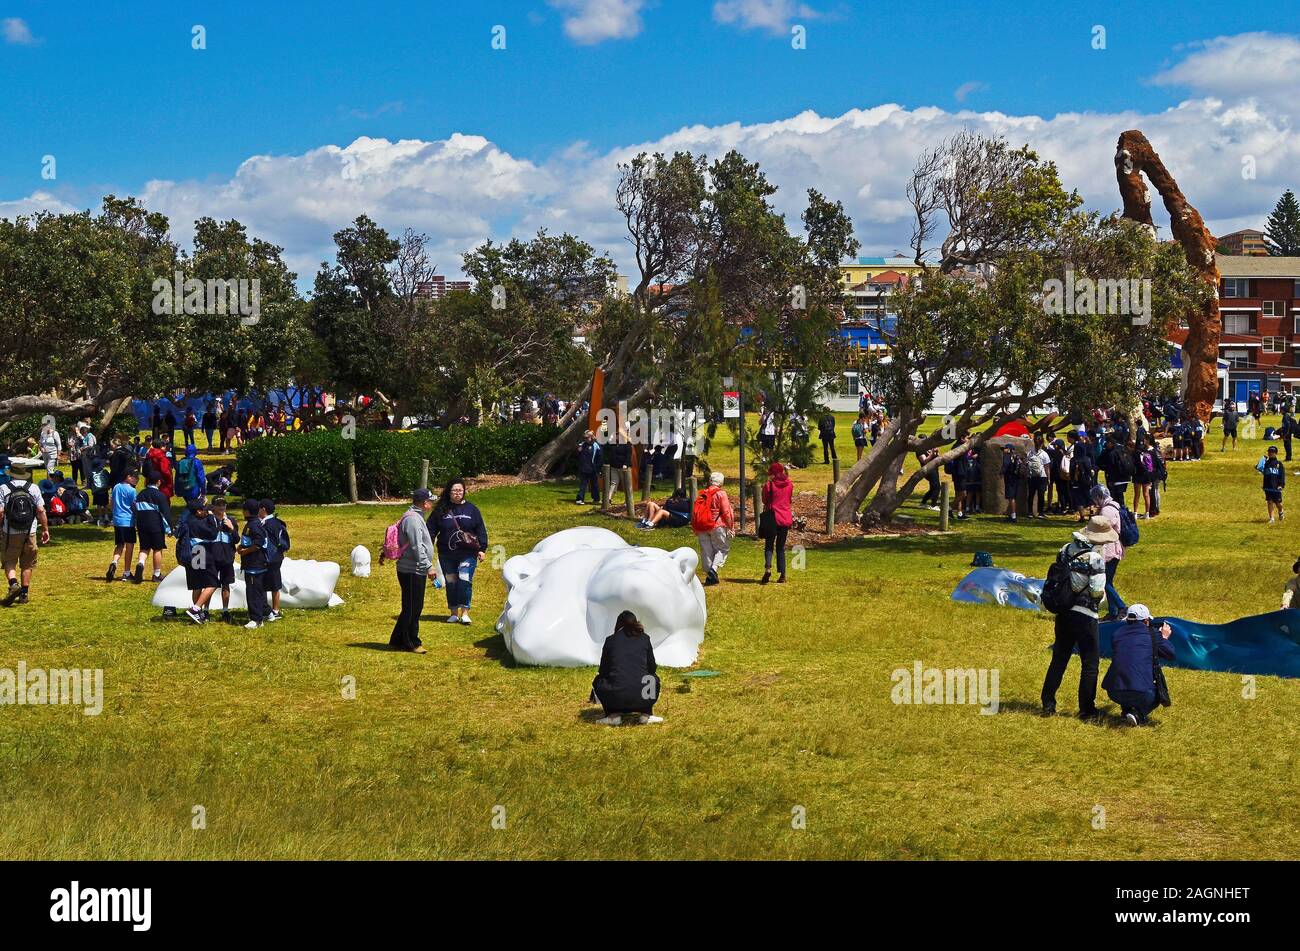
[350, 544, 372, 577]
[496, 527, 706, 667]
[152, 557, 344, 610]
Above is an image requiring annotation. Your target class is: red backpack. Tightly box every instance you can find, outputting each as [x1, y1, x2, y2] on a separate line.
[691, 487, 719, 532]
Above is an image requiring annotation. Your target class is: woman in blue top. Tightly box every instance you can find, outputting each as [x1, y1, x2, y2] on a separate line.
[428, 477, 488, 625]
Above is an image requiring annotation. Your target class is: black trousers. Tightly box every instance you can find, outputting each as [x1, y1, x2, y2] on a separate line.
[1041, 608, 1100, 715]
[1027, 476, 1047, 515]
[764, 525, 790, 573]
[822, 437, 836, 463]
[921, 472, 941, 505]
[577, 472, 599, 502]
[245, 569, 268, 623]
[1286, 435, 1293, 462]
[390, 570, 426, 650]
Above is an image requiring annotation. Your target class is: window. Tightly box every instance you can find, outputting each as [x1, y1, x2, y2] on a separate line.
[837, 372, 860, 399]
[1264, 300, 1284, 316]
[1264, 336, 1287, 353]
[1294, 279, 1300, 299]
[1223, 278, 1250, 298]
[1223, 350, 1251, 368]
[1224, 313, 1252, 334]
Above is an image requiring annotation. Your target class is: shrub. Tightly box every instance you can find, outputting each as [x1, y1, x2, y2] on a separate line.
[1, 411, 138, 450]
[234, 424, 558, 503]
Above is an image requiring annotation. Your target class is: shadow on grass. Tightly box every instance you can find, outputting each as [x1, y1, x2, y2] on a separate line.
[473, 633, 517, 668]
[347, 641, 399, 651]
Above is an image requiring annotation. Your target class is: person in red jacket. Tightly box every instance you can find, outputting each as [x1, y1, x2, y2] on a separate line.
[760, 461, 794, 584]
[692, 471, 734, 586]
[144, 437, 174, 500]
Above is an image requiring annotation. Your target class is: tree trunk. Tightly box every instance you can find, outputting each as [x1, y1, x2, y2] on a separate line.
[859, 448, 909, 528]
[831, 414, 918, 524]
[96, 396, 134, 439]
[1115, 130, 1220, 422]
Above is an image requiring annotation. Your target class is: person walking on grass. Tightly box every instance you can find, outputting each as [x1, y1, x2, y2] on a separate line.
[692, 471, 734, 586]
[106, 469, 138, 581]
[1089, 484, 1127, 621]
[760, 461, 793, 585]
[0, 466, 49, 607]
[590, 610, 662, 725]
[818, 410, 837, 465]
[1221, 402, 1240, 452]
[390, 488, 438, 653]
[1041, 515, 1112, 720]
[430, 478, 488, 626]
[38, 421, 61, 477]
[131, 471, 172, 583]
[575, 429, 602, 505]
[1258, 445, 1286, 524]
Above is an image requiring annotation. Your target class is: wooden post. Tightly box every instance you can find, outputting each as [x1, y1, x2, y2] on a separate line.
[825, 484, 836, 535]
[419, 458, 430, 490]
[674, 458, 684, 491]
[833, 457, 841, 483]
[752, 480, 763, 524]
[601, 464, 612, 511]
[688, 475, 698, 501]
[641, 463, 653, 502]
[347, 460, 359, 504]
[623, 467, 635, 518]
[940, 481, 950, 532]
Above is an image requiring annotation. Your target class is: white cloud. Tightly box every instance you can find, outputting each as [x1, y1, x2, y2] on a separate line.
[954, 81, 987, 103]
[0, 191, 77, 218]
[1152, 32, 1300, 101]
[549, 0, 647, 45]
[2, 17, 37, 45]
[5, 33, 1298, 285]
[712, 0, 823, 35]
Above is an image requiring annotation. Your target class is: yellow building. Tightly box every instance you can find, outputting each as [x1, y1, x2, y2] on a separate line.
[839, 255, 927, 286]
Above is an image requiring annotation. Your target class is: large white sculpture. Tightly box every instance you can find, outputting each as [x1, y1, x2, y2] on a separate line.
[496, 527, 707, 668]
[151, 557, 344, 610]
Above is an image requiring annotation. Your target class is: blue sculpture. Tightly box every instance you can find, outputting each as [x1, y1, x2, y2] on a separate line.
[950, 567, 1044, 612]
[1100, 610, 1300, 679]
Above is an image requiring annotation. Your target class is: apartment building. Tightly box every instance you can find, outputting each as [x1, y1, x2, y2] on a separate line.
[1217, 228, 1270, 257]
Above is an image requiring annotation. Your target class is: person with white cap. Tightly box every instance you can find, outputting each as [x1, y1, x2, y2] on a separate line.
[1101, 604, 1174, 726]
[691, 470, 734, 586]
[1041, 515, 1113, 720]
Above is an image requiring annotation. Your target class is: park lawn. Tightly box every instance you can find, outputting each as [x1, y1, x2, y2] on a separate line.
[2, 416, 1300, 860]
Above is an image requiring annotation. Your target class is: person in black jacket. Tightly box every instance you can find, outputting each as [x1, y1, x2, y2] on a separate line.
[237, 499, 270, 628]
[818, 411, 837, 464]
[1102, 603, 1174, 725]
[590, 611, 662, 725]
[1282, 408, 1296, 463]
[575, 429, 602, 505]
[429, 477, 488, 625]
[180, 499, 220, 625]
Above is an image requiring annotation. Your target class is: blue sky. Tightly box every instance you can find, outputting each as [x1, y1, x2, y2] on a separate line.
[2, 1, 1298, 280]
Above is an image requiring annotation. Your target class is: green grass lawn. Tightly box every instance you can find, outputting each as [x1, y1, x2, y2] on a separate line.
[4, 415, 1300, 860]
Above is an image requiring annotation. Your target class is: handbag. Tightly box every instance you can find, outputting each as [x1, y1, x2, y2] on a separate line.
[757, 508, 776, 540]
[1152, 628, 1172, 707]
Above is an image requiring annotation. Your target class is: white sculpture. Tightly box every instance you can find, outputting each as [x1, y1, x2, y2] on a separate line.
[151, 557, 344, 610]
[496, 527, 706, 667]
[350, 544, 372, 577]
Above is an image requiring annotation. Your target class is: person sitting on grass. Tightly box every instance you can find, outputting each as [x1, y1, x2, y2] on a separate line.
[1101, 603, 1174, 726]
[590, 610, 662, 725]
[638, 488, 691, 529]
[1257, 445, 1286, 524]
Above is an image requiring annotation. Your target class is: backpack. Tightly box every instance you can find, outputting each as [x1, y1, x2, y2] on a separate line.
[91, 466, 109, 490]
[175, 518, 193, 565]
[691, 487, 719, 533]
[1011, 453, 1029, 480]
[381, 513, 417, 563]
[175, 458, 195, 495]
[265, 517, 290, 561]
[1117, 504, 1140, 547]
[1041, 541, 1091, 615]
[2, 481, 38, 534]
[1139, 451, 1154, 475]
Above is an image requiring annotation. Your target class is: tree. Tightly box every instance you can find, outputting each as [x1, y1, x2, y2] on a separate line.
[832, 134, 1208, 525]
[518, 149, 856, 478]
[1265, 189, 1300, 256]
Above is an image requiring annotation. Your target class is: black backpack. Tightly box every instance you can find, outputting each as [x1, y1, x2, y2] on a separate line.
[3, 481, 38, 534]
[1040, 541, 1091, 615]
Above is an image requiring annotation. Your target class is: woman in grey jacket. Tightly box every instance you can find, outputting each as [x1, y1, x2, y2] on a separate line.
[390, 488, 438, 653]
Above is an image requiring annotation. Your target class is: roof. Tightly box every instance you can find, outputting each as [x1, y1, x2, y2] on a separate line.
[1215, 253, 1300, 278]
[1219, 229, 1265, 239]
[842, 256, 922, 269]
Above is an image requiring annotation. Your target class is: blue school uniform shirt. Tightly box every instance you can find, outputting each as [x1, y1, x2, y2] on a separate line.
[110, 482, 137, 527]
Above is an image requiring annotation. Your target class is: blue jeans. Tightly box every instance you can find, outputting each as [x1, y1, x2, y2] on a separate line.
[1104, 558, 1126, 619]
[440, 554, 477, 610]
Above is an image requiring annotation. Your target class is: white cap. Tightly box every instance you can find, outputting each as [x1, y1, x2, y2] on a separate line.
[1124, 604, 1152, 622]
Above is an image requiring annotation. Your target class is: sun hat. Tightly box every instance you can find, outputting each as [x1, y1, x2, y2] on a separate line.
[1079, 515, 1119, 545]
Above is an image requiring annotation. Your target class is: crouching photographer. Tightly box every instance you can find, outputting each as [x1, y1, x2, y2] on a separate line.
[1101, 603, 1174, 726]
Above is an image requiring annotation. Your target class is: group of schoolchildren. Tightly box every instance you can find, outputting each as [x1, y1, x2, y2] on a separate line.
[104, 454, 290, 628]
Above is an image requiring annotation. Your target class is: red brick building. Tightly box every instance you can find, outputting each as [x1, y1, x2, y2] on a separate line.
[1169, 254, 1300, 404]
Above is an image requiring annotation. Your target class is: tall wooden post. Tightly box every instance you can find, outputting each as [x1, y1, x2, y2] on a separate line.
[940, 482, 950, 532]
[601, 464, 612, 511]
[825, 484, 836, 535]
[623, 468, 635, 518]
[347, 460, 359, 504]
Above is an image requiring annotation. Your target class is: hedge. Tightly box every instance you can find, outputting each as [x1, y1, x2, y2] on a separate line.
[233, 425, 559, 503]
[1, 411, 139, 446]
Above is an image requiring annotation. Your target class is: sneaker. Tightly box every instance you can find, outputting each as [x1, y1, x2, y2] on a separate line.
[1, 584, 19, 607]
[244, 620, 263, 629]
[16, 590, 28, 605]
[446, 615, 461, 623]
[1041, 705, 1056, 717]
[1269, 517, 1276, 525]
[459, 613, 472, 625]
[638, 714, 664, 724]
[596, 715, 623, 726]
[1123, 712, 1139, 727]
[410, 645, 428, 654]
[105, 563, 117, 582]
[267, 610, 283, 622]
[131, 570, 144, 585]
[185, 607, 205, 625]
[703, 573, 719, 587]
[151, 572, 163, 582]
[1009, 514, 1017, 522]
[575, 499, 586, 505]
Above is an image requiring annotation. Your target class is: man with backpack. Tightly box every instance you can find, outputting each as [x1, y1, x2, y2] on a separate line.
[1040, 515, 1114, 720]
[175, 444, 207, 505]
[1000, 444, 1027, 522]
[260, 499, 290, 622]
[692, 471, 735, 587]
[387, 488, 438, 653]
[178, 498, 220, 625]
[0, 465, 50, 607]
[818, 411, 837, 465]
[1257, 445, 1286, 524]
[1221, 402, 1240, 452]
[209, 497, 239, 624]
[132, 471, 173, 583]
